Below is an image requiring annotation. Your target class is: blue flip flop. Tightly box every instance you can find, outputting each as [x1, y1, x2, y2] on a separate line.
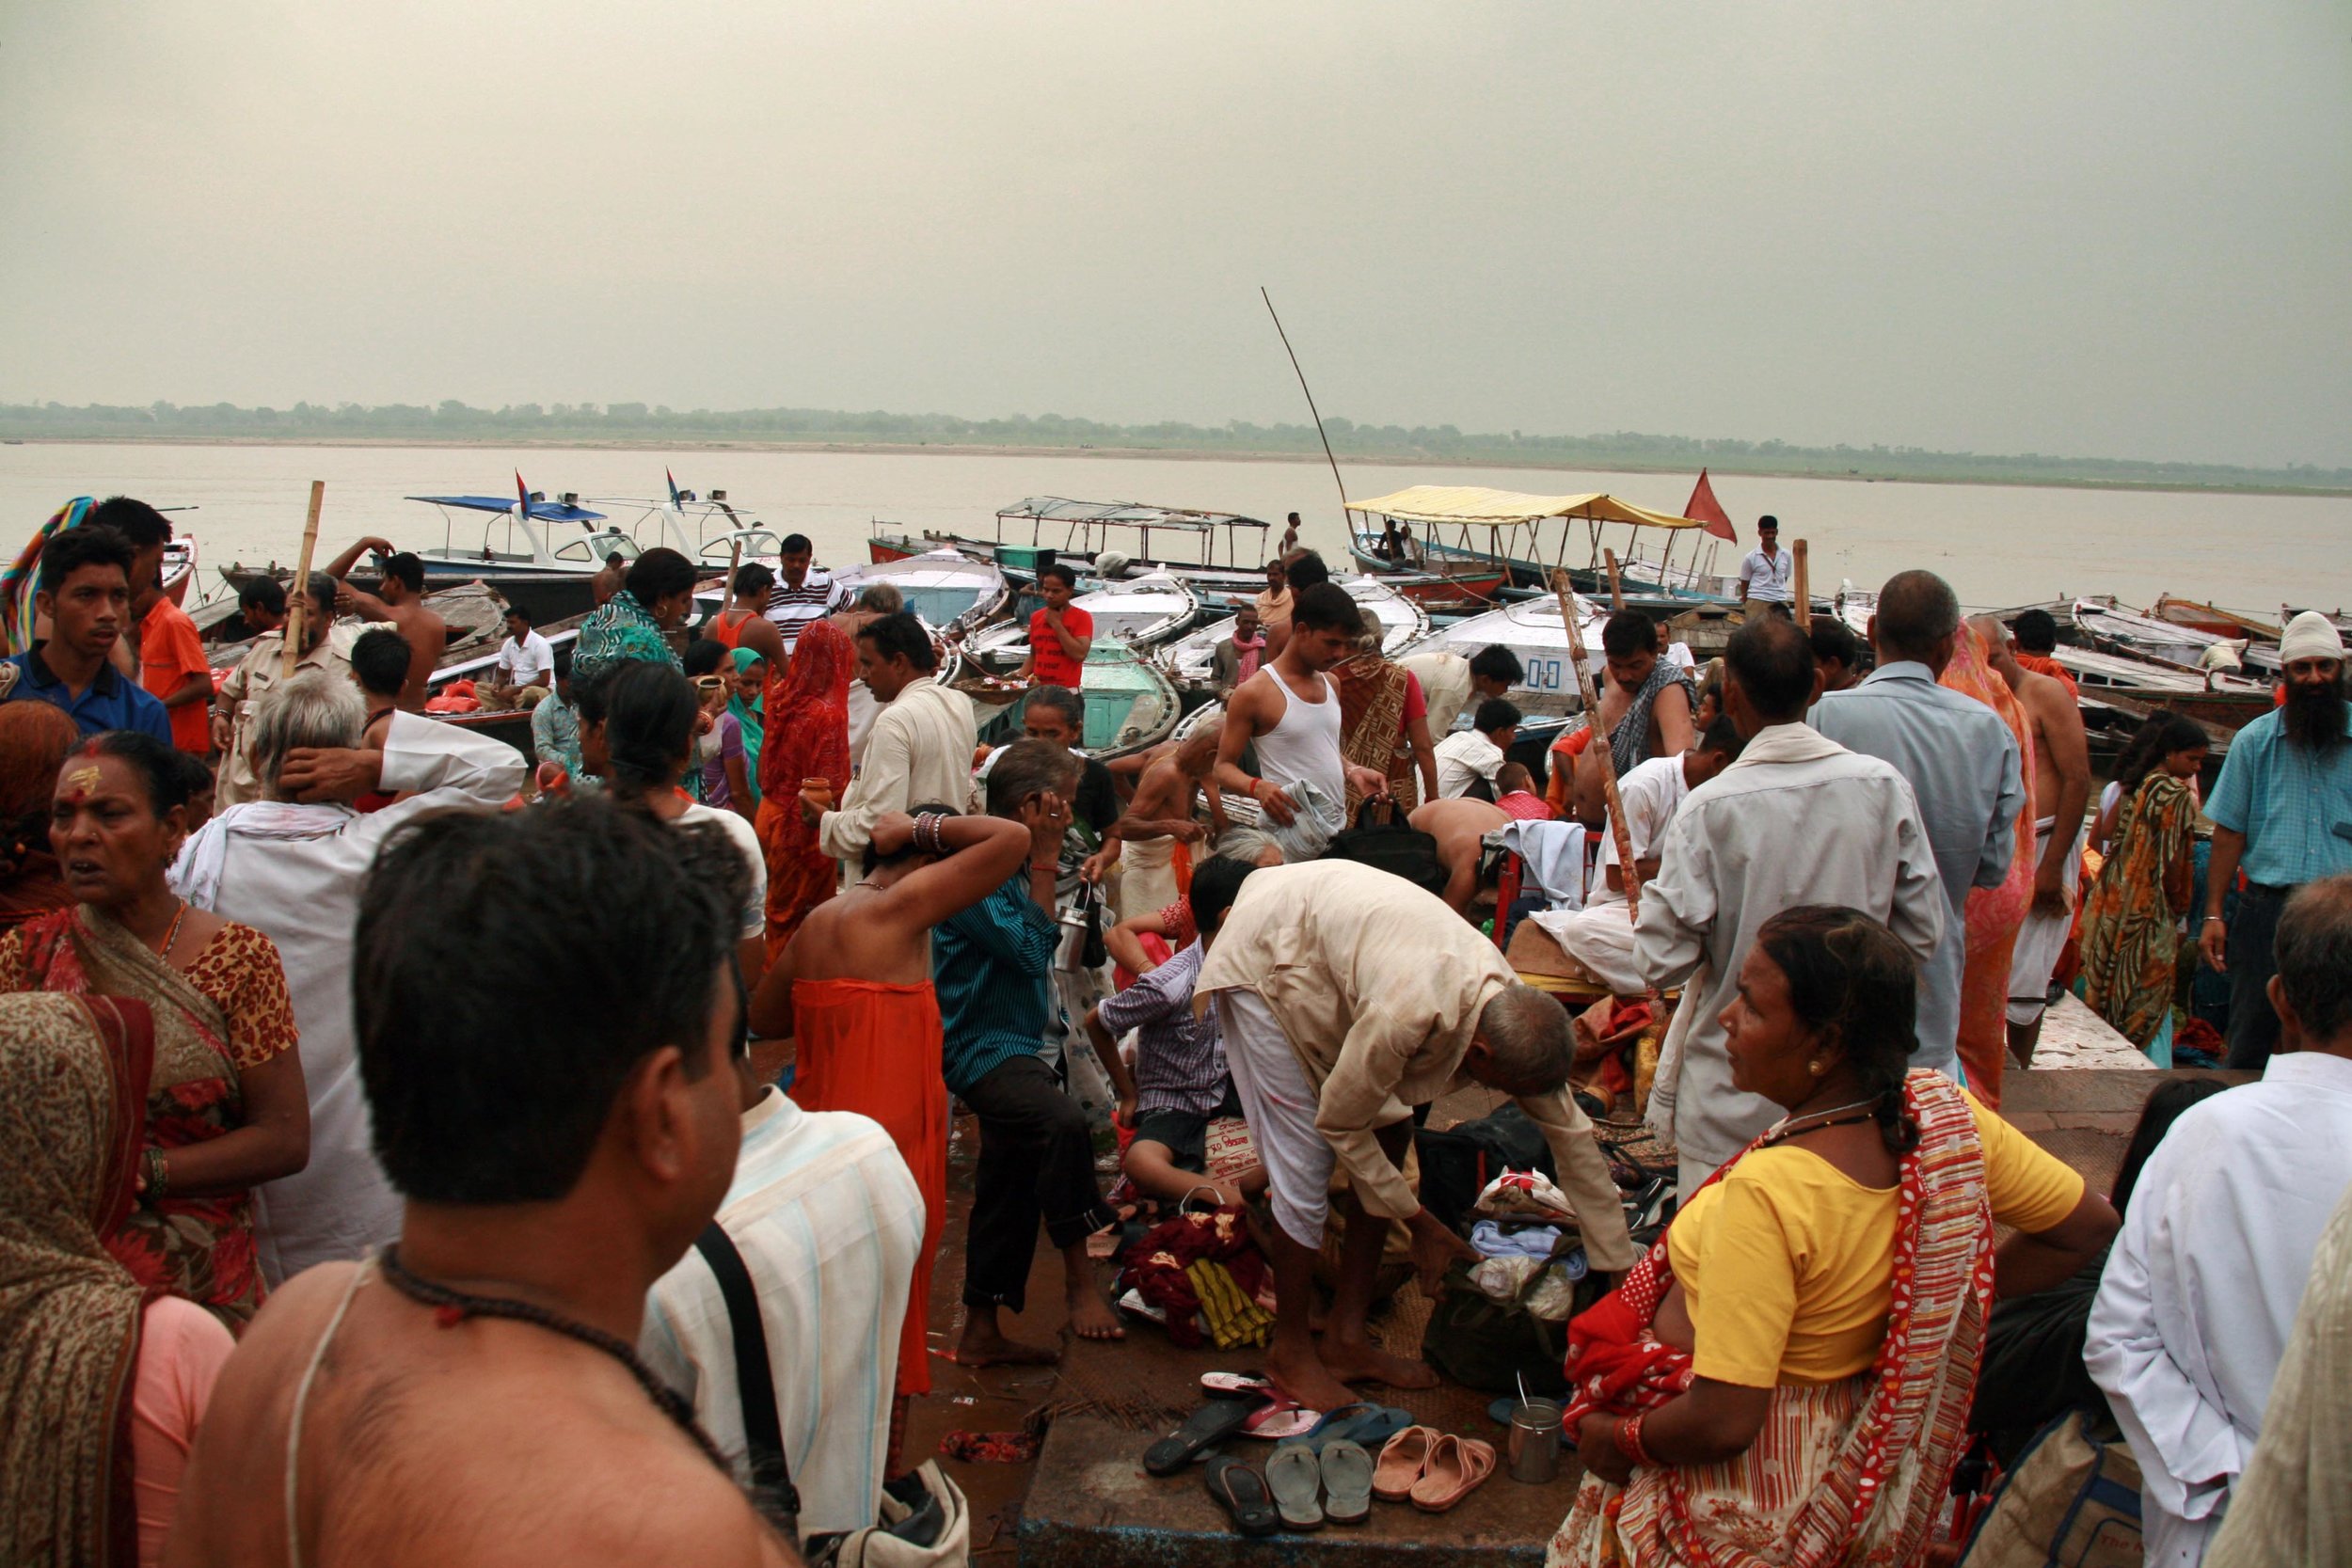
[1297, 1402, 1414, 1453]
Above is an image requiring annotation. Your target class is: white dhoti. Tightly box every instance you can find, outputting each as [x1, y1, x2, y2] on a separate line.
[1116, 833, 1182, 924]
[2006, 816, 2088, 1027]
[1531, 895, 1643, 994]
[1216, 989, 1343, 1247]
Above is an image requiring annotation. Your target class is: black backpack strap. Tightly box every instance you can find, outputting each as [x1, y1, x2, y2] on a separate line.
[694, 1221, 803, 1526]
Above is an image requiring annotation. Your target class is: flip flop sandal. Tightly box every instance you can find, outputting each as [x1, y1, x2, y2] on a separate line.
[1296, 1402, 1412, 1453]
[1200, 1370, 1274, 1400]
[1373, 1425, 1438, 1503]
[1263, 1443, 1325, 1531]
[1241, 1400, 1322, 1440]
[1407, 1433, 1497, 1513]
[1143, 1397, 1264, 1477]
[1203, 1454, 1279, 1538]
[1319, 1438, 1375, 1525]
[1116, 1288, 1170, 1327]
[1487, 1397, 1518, 1428]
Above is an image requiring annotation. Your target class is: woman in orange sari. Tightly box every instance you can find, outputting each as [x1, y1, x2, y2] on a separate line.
[0, 732, 308, 1326]
[756, 616, 854, 959]
[1939, 617, 2037, 1107]
[749, 806, 1033, 1465]
[1549, 906, 2115, 1568]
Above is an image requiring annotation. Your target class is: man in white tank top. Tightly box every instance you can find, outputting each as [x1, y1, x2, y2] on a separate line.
[1215, 581, 1391, 844]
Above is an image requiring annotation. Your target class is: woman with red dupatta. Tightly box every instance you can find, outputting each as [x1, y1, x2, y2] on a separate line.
[756, 616, 854, 959]
[1937, 618, 2038, 1108]
[1549, 907, 2116, 1568]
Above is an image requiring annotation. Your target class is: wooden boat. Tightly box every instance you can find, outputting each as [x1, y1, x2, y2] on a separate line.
[202, 579, 521, 677]
[1157, 574, 1431, 691]
[2150, 594, 2282, 644]
[875, 497, 1271, 593]
[961, 641, 1184, 762]
[962, 570, 1200, 674]
[2045, 643, 2273, 735]
[1344, 484, 1734, 607]
[2073, 598, 2248, 673]
[833, 548, 1011, 640]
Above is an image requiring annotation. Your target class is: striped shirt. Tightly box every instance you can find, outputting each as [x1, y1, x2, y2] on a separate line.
[763, 566, 850, 647]
[640, 1089, 925, 1536]
[933, 870, 1059, 1096]
[1097, 939, 1226, 1117]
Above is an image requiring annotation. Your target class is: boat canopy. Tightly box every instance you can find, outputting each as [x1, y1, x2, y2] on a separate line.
[406, 495, 607, 524]
[995, 497, 1269, 534]
[1344, 486, 1701, 531]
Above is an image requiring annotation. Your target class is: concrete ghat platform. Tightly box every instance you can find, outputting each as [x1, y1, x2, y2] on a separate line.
[1019, 1413, 1568, 1568]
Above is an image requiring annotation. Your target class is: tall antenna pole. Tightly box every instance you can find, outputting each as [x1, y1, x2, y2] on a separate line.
[1261, 287, 1350, 521]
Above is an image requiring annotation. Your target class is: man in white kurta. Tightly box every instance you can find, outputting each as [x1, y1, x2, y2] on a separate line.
[1196, 859, 1634, 1411]
[816, 657, 977, 860]
[2087, 874, 2352, 1568]
[172, 709, 526, 1283]
[1633, 618, 1945, 1193]
[642, 1080, 925, 1537]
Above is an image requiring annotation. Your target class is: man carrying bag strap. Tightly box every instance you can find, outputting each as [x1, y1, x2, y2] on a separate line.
[694, 1223, 970, 1566]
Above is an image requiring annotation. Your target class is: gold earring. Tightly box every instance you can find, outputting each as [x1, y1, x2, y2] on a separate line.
[1808, 1059, 1826, 1076]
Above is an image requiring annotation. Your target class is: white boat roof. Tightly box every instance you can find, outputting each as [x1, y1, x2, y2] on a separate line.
[1162, 576, 1427, 681]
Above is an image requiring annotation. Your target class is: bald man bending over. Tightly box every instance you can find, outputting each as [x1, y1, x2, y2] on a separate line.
[1409, 794, 1510, 914]
[1196, 859, 1635, 1412]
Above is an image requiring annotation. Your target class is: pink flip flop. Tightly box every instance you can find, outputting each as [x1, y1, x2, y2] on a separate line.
[1407, 1433, 1496, 1513]
[1373, 1425, 1438, 1502]
[1241, 1399, 1323, 1441]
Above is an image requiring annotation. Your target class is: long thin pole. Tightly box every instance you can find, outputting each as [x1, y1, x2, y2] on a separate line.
[1792, 539, 1812, 631]
[280, 481, 325, 679]
[1260, 288, 1350, 533]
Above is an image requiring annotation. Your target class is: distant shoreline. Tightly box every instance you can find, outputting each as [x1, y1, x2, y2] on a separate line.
[5, 434, 2349, 500]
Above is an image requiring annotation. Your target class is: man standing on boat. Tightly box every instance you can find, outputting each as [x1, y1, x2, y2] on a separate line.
[324, 538, 448, 712]
[1735, 515, 1795, 615]
[1015, 562, 1093, 691]
[762, 532, 850, 652]
[2199, 611, 2352, 1069]
[1211, 604, 1263, 697]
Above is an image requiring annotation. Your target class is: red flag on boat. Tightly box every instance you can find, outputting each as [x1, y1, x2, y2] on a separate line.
[516, 471, 530, 515]
[1684, 469, 1736, 543]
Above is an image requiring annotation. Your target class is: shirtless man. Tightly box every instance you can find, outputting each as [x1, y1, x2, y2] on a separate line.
[162, 800, 790, 1568]
[591, 551, 627, 609]
[1408, 795, 1511, 914]
[1215, 580, 1389, 843]
[1985, 615, 2093, 1064]
[1572, 610, 1696, 826]
[1083, 725, 1222, 910]
[325, 538, 447, 712]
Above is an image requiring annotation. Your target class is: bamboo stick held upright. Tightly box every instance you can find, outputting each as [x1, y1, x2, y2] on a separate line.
[280, 481, 326, 680]
[1792, 539, 1811, 631]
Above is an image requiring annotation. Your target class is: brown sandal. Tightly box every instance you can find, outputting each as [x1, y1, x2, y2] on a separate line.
[1372, 1425, 1436, 1502]
[1407, 1433, 1496, 1513]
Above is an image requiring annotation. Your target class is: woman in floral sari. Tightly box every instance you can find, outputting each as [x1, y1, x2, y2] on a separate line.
[0, 732, 308, 1326]
[1939, 617, 2038, 1106]
[2079, 712, 2209, 1055]
[757, 616, 853, 959]
[1549, 906, 2115, 1568]
[567, 546, 696, 687]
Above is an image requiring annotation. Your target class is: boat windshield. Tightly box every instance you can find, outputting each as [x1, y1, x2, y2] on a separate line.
[552, 532, 643, 565]
[898, 584, 988, 626]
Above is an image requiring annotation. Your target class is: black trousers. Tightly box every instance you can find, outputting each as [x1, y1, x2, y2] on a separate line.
[961, 1054, 1115, 1313]
[2225, 882, 2292, 1070]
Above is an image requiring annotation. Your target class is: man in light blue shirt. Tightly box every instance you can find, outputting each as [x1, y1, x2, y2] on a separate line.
[2198, 610, 2352, 1069]
[1812, 570, 2023, 1078]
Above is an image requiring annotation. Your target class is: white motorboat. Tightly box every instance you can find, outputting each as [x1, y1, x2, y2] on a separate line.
[1431, 590, 1603, 702]
[834, 548, 1012, 640]
[1158, 573, 1431, 690]
[963, 570, 1200, 673]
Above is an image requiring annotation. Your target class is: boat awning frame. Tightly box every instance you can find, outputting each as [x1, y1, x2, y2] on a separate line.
[406, 495, 608, 525]
[995, 497, 1270, 534]
[1343, 485, 1702, 531]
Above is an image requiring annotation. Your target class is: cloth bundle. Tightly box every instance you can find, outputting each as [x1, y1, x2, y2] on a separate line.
[1470, 1167, 1580, 1225]
[1115, 1206, 1270, 1350]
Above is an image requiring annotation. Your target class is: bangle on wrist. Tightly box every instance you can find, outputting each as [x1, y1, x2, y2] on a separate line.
[2203, 915, 2226, 925]
[1615, 1412, 1654, 1468]
[142, 1148, 170, 1200]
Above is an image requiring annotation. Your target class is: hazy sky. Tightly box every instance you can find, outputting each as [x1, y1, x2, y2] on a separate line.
[5, 3, 2346, 467]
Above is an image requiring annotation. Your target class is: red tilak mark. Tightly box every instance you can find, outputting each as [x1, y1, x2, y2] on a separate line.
[434, 1306, 467, 1328]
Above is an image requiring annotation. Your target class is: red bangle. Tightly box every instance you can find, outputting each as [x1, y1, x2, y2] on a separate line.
[1615, 1413, 1654, 1468]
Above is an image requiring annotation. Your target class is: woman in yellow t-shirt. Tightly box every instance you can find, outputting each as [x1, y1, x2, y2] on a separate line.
[1547, 906, 2119, 1568]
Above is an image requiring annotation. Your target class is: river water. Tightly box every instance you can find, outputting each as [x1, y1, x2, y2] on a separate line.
[3, 441, 2345, 616]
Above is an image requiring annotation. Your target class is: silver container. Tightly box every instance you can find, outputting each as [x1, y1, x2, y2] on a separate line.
[1506, 1399, 1564, 1484]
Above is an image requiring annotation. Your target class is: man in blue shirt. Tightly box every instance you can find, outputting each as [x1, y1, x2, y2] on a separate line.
[934, 738, 1120, 1367]
[2200, 611, 2352, 1069]
[1, 525, 173, 742]
[1813, 570, 2023, 1080]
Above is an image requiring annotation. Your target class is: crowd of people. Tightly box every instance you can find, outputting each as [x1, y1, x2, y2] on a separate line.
[1, 494, 2347, 1567]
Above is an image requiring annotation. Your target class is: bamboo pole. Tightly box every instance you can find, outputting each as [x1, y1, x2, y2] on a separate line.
[1552, 570, 1644, 923]
[1602, 547, 1627, 611]
[1791, 539, 1811, 631]
[1260, 287, 1350, 530]
[279, 481, 325, 679]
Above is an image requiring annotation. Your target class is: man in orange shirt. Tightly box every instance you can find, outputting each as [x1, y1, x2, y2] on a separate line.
[135, 582, 214, 752]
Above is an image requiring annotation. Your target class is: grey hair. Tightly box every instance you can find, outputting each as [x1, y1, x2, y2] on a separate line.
[1025, 684, 1085, 729]
[251, 669, 367, 798]
[853, 582, 903, 613]
[1214, 824, 1284, 865]
[2277, 873, 2352, 1044]
[1473, 985, 1575, 1095]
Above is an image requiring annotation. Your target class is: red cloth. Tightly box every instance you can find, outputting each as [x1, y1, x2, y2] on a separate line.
[1684, 468, 1737, 543]
[138, 597, 211, 752]
[2013, 652, 2078, 701]
[1028, 604, 1094, 689]
[1499, 790, 1554, 821]
[1400, 671, 1426, 733]
[789, 977, 949, 1398]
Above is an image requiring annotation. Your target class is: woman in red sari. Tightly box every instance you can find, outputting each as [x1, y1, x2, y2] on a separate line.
[756, 616, 854, 959]
[0, 732, 309, 1326]
[0, 701, 79, 934]
[1549, 907, 2115, 1568]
